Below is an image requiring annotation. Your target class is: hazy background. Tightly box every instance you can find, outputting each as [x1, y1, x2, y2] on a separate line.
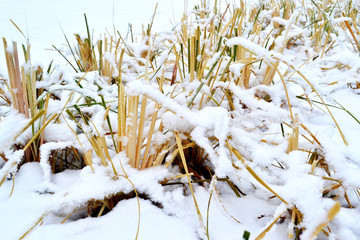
[0, 0, 196, 70]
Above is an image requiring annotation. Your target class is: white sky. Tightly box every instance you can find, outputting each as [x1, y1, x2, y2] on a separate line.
[0, 0, 196, 69]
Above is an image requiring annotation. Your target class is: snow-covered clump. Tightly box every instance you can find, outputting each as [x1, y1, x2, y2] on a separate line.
[0, 0, 360, 239]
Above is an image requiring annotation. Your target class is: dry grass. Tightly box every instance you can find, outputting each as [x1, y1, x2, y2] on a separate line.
[1, 0, 359, 239]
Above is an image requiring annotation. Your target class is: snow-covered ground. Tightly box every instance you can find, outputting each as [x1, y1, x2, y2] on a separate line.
[0, 0, 360, 240]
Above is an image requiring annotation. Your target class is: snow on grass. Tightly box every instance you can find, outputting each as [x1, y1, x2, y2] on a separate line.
[0, 0, 360, 239]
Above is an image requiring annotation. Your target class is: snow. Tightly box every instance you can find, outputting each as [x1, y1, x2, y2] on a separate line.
[1, 0, 360, 239]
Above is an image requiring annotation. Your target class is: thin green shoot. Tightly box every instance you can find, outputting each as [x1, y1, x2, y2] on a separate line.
[52, 45, 78, 73]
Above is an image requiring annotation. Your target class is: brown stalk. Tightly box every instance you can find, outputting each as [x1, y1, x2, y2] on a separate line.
[300, 123, 321, 146]
[39, 95, 50, 149]
[164, 142, 196, 168]
[271, 62, 294, 121]
[140, 103, 159, 169]
[20, 68, 30, 118]
[190, 36, 196, 82]
[135, 96, 147, 169]
[22, 113, 58, 152]
[174, 131, 205, 231]
[3, 39, 27, 115]
[100, 136, 117, 174]
[84, 150, 94, 172]
[308, 201, 340, 240]
[283, 0, 291, 20]
[117, 83, 126, 153]
[19, 213, 47, 240]
[127, 95, 139, 167]
[152, 143, 171, 167]
[213, 184, 241, 223]
[287, 115, 299, 153]
[343, 18, 359, 50]
[227, 140, 288, 205]
[255, 210, 286, 240]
